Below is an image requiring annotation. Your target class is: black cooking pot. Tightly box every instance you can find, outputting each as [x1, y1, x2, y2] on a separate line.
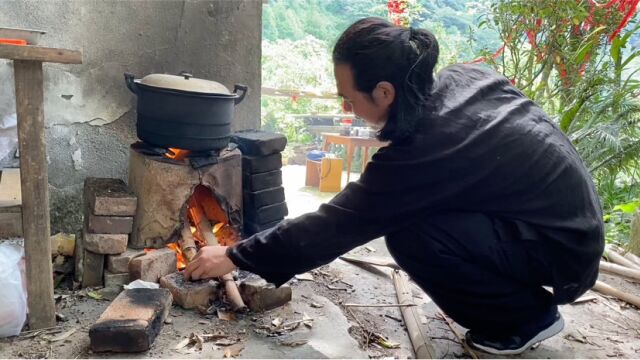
[125, 72, 248, 151]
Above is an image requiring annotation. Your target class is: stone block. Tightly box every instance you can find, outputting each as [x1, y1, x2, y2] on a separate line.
[129, 248, 177, 283]
[242, 153, 282, 174]
[243, 187, 285, 210]
[75, 230, 105, 288]
[83, 226, 128, 255]
[232, 130, 287, 156]
[245, 202, 288, 225]
[107, 248, 145, 273]
[89, 288, 173, 352]
[84, 177, 137, 216]
[239, 275, 292, 312]
[86, 212, 134, 234]
[243, 170, 282, 192]
[244, 219, 283, 235]
[104, 270, 130, 289]
[159, 272, 218, 309]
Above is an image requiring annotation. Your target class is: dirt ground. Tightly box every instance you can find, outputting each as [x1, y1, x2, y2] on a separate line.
[2, 165, 640, 358]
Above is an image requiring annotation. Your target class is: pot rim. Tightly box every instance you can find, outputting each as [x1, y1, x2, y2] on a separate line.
[135, 81, 240, 98]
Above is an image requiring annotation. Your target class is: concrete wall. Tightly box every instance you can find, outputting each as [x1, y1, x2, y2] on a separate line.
[0, 0, 262, 232]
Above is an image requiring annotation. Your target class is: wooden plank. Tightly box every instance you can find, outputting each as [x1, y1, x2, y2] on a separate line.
[0, 205, 22, 238]
[0, 44, 82, 64]
[0, 168, 22, 207]
[14, 60, 56, 329]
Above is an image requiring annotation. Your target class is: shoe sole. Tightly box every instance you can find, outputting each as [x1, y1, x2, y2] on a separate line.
[469, 314, 565, 355]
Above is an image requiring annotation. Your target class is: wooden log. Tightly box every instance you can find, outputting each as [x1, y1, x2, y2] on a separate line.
[605, 246, 640, 270]
[14, 60, 55, 329]
[599, 260, 640, 282]
[592, 280, 640, 308]
[339, 255, 400, 269]
[0, 44, 82, 64]
[392, 270, 436, 359]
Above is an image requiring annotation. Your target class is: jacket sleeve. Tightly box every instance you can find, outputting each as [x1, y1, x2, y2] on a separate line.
[226, 142, 456, 286]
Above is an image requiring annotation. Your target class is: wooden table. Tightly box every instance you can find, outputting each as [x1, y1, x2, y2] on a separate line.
[321, 133, 388, 183]
[0, 44, 82, 329]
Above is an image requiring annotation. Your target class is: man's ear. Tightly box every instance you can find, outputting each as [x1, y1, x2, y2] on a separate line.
[372, 81, 395, 108]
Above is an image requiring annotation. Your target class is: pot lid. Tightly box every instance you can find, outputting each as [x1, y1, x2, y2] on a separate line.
[138, 72, 232, 95]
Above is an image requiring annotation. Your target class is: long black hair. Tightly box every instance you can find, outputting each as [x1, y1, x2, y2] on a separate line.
[333, 17, 439, 143]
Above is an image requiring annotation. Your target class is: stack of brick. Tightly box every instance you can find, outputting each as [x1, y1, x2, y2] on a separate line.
[75, 177, 138, 289]
[232, 130, 289, 236]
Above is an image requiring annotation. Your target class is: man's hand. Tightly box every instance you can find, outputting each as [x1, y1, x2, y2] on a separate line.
[183, 246, 236, 281]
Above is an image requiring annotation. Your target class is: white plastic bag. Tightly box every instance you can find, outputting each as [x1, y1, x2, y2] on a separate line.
[123, 279, 159, 289]
[0, 242, 27, 337]
[0, 113, 18, 162]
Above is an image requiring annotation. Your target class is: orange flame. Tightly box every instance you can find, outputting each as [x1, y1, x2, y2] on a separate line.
[167, 243, 187, 270]
[165, 148, 191, 161]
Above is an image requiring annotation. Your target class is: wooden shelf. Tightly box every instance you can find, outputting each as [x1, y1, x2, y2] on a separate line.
[0, 44, 82, 64]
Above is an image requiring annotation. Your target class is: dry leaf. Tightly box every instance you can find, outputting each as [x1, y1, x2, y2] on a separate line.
[279, 338, 309, 347]
[45, 328, 76, 342]
[302, 313, 313, 328]
[271, 317, 283, 327]
[174, 337, 191, 350]
[295, 273, 314, 281]
[215, 338, 240, 346]
[201, 332, 227, 341]
[218, 310, 236, 322]
[86, 291, 103, 300]
[198, 320, 209, 325]
[192, 333, 204, 351]
[310, 302, 323, 308]
[223, 343, 244, 358]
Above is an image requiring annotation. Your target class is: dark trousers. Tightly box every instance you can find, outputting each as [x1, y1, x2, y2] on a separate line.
[386, 212, 555, 336]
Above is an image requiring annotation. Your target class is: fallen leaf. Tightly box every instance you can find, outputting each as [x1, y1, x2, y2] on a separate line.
[201, 332, 227, 341]
[271, 317, 283, 328]
[192, 333, 204, 351]
[372, 333, 400, 349]
[45, 328, 76, 342]
[218, 310, 236, 322]
[199, 320, 209, 325]
[174, 337, 191, 350]
[310, 302, 323, 308]
[223, 343, 244, 358]
[87, 291, 103, 300]
[279, 338, 309, 347]
[295, 273, 315, 281]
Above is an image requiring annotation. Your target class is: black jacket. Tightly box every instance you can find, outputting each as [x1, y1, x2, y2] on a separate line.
[228, 64, 604, 304]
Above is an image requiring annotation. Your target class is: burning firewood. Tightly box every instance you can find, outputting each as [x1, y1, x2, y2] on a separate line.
[185, 195, 247, 311]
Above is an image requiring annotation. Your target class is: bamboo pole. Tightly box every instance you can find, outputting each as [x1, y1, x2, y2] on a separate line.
[392, 270, 436, 359]
[592, 280, 640, 308]
[599, 260, 640, 282]
[605, 246, 640, 270]
[624, 252, 640, 267]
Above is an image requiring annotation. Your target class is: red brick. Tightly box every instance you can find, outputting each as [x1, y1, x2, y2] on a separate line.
[107, 249, 144, 273]
[86, 212, 133, 234]
[75, 231, 105, 288]
[159, 272, 217, 309]
[83, 227, 128, 254]
[129, 248, 177, 283]
[104, 270, 130, 289]
[89, 288, 173, 352]
[84, 177, 137, 216]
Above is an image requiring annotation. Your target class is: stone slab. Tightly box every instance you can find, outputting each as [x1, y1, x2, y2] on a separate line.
[243, 170, 282, 192]
[243, 186, 285, 210]
[242, 153, 282, 174]
[232, 130, 287, 156]
[239, 275, 292, 312]
[245, 201, 288, 225]
[129, 248, 177, 283]
[84, 177, 137, 216]
[104, 270, 130, 289]
[159, 272, 217, 309]
[89, 288, 173, 352]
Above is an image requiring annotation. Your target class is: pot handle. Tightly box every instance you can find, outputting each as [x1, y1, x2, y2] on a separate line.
[124, 73, 138, 94]
[233, 84, 248, 105]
